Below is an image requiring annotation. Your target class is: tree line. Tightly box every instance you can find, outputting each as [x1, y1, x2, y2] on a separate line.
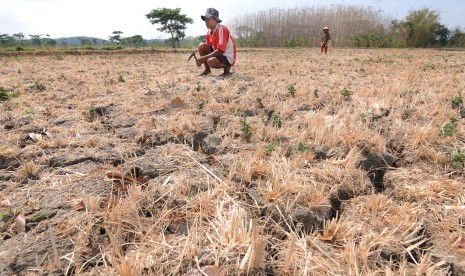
[0, 32, 203, 49]
[0, 8, 196, 50]
[2, 5, 464, 50]
[230, 5, 465, 48]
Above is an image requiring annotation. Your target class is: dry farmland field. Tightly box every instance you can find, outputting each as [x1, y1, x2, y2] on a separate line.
[1, 48, 465, 275]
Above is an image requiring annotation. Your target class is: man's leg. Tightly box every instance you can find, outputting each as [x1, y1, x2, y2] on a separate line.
[198, 43, 213, 75]
[324, 44, 328, 54]
[207, 57, 231, 74]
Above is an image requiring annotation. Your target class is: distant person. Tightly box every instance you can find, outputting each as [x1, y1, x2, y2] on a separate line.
[196, 8, 236, 76]
[321, 26, 331, 54]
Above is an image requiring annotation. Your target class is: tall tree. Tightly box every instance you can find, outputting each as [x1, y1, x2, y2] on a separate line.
[45, 34, 56, 47]
[449, 27, 465, 47]
[145, 8, 193, 48]
[29, 34, 43, 46]
[122, 35, 144, 47]
[79, 37, 92, 46]
[109, 31, 123, 45]
[0, 33, 12, 46]
[434, 24, 450, 46]
[13, 33, 25, 45]
[403, 8, 443, 47]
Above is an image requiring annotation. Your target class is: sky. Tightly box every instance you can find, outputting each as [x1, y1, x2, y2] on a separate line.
[0, 0, 464, 40]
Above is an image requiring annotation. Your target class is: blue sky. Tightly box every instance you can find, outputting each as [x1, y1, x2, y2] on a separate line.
[0, 0, 464, 39]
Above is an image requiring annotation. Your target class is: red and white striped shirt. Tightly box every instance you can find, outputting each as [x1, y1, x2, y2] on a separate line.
[206, 24, 236, 66]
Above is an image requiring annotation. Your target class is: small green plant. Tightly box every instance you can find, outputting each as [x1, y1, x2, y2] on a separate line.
[451, 95, 463, 109]
[271, 113, 282, 128]
[264, 140, 280, 154]
[29, 210, 52, 222]
[340, 88, 352, 100]
[22, 109, 36, 115]
[83, 104, 98, 121]
[440, 117, 459, 137]
[240, 119, 252, 141]
[0, 89, 20, 101]
[288, 84, 296, 97]
[450, 149, 465, 170]
[0, 90, 10, 101]
[88, 105, 97, 117]
[359, 112, 367, 122]
[34, 80, 46, 91]
[296, 143, 312, 153]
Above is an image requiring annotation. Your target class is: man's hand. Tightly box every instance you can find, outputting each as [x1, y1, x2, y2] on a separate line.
[196, 56, 206, 67]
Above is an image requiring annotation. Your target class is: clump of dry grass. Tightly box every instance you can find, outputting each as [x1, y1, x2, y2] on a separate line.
[17, 161, 40, 179]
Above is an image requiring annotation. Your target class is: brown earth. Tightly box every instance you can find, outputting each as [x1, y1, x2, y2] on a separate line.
[0, 48, 464, 275]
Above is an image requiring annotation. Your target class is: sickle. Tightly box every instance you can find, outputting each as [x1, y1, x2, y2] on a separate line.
[187, 52, 197, 62]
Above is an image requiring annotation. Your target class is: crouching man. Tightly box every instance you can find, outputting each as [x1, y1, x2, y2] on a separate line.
[196, 8, 236, 76]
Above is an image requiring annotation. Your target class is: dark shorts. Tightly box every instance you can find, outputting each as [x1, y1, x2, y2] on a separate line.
[216, 55, 231, 66]
[208, 46, 231, 66]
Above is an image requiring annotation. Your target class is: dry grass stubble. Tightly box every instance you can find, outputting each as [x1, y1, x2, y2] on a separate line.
[0, 48, 464, 275]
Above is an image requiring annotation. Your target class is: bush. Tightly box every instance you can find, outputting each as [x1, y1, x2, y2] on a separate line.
[281, 36, 308, 47]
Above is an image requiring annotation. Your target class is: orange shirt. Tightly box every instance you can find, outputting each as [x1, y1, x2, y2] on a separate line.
[206, 24, 236, 66]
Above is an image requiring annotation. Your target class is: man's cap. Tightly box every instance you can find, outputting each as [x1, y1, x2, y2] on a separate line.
[323, 26, 329, 30]
[201, 8, 222, 23]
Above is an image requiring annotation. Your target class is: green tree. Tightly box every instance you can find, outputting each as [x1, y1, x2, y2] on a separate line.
[449, 27, 465, 47]
[145, 8, 193, 48]
[29, 34, 43, 46]
[13, 33, 25, 45]
[109, 31, 123, 45]
[434, 24, 450, 46]
[0, 33, 12, 46]
[403, 8, 444, 47]
[79, 37, 92, 46]
[44, 34, 56, 47]
[122, 35, 145, 47]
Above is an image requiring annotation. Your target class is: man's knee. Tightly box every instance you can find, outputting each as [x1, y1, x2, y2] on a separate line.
[198, 43, 212, 53]
[207, 57, 219, 67]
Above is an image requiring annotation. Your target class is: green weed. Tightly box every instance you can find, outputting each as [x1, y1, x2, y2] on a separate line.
[440, 117, 459, 137]
[288, 84, 296, 97]
[340, 88, 352, 100]
[0, 90, 10, 101]
[296, 143, 312, 153]
[240, 119, 253, 141]
[450, 149, 465, 170]
[22, 109, 36, 115]
[34, 81, 46, 91]
[451, 95, 463, 109]
[264, 140, 280, 154]
[271, 113, 282, 128]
